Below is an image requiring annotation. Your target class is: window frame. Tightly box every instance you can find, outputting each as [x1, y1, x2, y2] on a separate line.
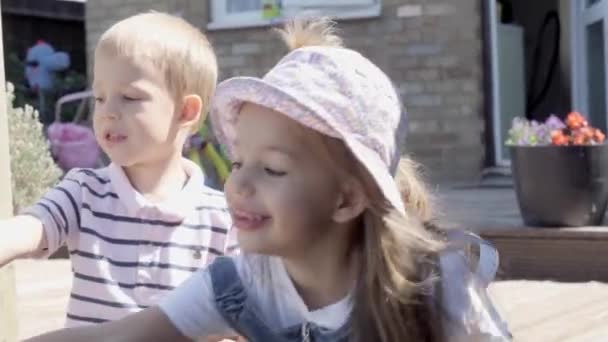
[207, 0, 381, 30]
[571, 0, 608, 130]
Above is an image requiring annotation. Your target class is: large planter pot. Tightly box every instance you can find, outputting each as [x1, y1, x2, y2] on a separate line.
[510, 145, 608, 227]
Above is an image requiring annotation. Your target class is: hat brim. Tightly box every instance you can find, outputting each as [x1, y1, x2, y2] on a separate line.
[210, 76, 406, 214]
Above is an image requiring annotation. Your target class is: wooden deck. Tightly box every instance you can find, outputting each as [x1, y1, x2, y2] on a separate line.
[8, 185, 608, 341]
[438, 187, 608, 282]
[11, 259, 608, 341]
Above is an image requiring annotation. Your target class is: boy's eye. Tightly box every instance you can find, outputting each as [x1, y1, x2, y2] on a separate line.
[123, 95, 139, 101]
[94, 97, 104, 104]
[231, 161, 242, 170]
[264, 167, 286, 177]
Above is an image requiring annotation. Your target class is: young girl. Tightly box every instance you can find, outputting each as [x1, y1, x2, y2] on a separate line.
[26, 18, 511, 342]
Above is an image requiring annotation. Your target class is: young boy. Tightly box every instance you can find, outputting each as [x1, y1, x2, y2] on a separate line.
[0, 12, 236, 327]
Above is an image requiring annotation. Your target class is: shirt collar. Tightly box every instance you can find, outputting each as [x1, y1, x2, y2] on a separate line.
[108, 158, 205, 221]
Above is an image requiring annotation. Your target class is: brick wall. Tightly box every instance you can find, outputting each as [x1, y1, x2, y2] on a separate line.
[86, 0, 487, 183]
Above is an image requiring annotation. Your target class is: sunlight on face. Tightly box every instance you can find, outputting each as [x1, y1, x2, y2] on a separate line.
[224, 103, 343, 257]
[92, 52, 180, 167]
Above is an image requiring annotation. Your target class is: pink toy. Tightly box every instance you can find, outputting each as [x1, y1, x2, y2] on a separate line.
[48, 90, 100, 171]
[48, 122, 99, 171]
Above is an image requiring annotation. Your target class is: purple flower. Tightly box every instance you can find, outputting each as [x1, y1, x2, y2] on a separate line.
[506, 116, 564, 146]
[545, 115, 566, 131]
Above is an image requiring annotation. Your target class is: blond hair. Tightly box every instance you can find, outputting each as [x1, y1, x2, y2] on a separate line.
[277, 18, 445, 341]
[95, 12, 217, 132]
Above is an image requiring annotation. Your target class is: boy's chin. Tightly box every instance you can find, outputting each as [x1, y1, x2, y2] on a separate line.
[105, 152, 139, 168]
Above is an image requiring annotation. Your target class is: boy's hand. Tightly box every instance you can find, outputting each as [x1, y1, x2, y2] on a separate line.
[0, 215, 47, 267]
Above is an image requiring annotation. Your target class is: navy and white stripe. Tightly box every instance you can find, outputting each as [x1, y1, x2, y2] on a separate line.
[23, 160, 236, 327]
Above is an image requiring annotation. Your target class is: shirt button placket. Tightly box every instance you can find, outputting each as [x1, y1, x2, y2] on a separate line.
[135, 215, 155, 305]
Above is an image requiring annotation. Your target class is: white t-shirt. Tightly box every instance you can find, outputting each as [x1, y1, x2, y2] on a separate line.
[160, 232, 513, 341]
[159, 254, 352, 339]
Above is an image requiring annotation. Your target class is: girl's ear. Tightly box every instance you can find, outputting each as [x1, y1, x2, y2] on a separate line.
[178, 94, 202, 129]
[332, 178, 367, 223]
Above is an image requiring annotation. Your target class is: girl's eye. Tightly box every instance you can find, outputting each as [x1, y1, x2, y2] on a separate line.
[123, 95, 139, 101]
[94, 97, 104, 104]
[231, 161, 242, 170]
[264, 167, 287, 177]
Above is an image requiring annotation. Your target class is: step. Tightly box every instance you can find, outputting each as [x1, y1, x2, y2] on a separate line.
[479, 226, 608, 282]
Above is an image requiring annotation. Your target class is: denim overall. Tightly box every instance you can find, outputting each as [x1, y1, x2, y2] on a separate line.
[208, 231, 512, 342]
[209, 257, 349, 342]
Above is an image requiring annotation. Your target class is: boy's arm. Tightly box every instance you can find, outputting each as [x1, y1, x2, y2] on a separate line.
[11, 168, 85, 262]
[27, 262, 234, 342]
[0, 215, 47, 267]
[24, 307, 191, 342]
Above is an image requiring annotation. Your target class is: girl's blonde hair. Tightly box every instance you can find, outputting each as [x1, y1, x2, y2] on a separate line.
[277, 18, 445, 341]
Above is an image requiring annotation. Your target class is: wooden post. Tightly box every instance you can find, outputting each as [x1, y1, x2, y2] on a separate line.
[0, 1, 19, 340]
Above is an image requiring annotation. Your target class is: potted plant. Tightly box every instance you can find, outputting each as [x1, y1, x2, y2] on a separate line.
[506, 112, 608, 227]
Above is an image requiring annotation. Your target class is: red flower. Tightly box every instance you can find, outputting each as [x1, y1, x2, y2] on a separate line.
[551, 130, 569, 146]
[565, 111, 588, 130]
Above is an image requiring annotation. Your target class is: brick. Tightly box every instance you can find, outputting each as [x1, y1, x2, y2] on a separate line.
[461, 80, 480, 93]
[84, 0, 486, 183]
[392, 57, 422, 69]
[407, 132, 461, 145]
[408, 146, 444, 159]
[439, 119, 484, 134]
[396, 5, 423, 18]
[232, 42, 261, 55]
[398, 82, 424, 95]
[442, 66, 478, 79]
[229, 68, 260, 77]
[213, 45, 230, 56]
[405, 44, 442, 56]
[404, 69, 440, 81]
[409, 119, 440, 133]
[425, 81, 460, 93]
[422, 56, 459, 68]
[387, 31, 423, 44]
[218, 56, 246, 68]
[424, 4, 456, 16]
[409, 94, 442, 107]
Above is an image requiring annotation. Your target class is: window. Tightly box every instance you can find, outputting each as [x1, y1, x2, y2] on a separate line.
[208, 0, 381, 30]
[282, 0, 375, 7]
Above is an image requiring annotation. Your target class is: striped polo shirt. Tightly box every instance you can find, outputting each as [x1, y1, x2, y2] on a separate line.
[23, 158, 236, 327]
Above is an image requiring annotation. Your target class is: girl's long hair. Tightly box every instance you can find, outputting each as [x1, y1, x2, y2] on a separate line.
[277, 18, 445, 341]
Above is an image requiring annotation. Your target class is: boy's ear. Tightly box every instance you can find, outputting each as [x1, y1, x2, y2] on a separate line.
[179, 94, 203, 129]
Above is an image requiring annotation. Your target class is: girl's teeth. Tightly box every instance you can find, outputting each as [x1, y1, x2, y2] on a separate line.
[237, 211, 264, 221]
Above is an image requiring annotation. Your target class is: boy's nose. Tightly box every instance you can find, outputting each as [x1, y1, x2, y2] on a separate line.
[105, 110, 120, 120]
[99, 100, 121, 120]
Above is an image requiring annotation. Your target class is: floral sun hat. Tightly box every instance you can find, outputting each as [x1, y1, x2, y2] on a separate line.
[210, 45, 408, 214]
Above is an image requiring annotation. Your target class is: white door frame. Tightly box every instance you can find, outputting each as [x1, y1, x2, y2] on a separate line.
[488, 0, 608, 166]
[486, 0, 507, 166]
[571, 0, 608, 128]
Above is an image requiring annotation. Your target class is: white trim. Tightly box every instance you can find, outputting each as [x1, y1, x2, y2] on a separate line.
[283, 0, 375, 6]
[487, 0, 506, 166]
[571, 0, 608, 128]
[582, 1, 608, 23]
[207, 1, 381, 30]
[571, 0, 587, 114]
[210, 0, 263, 27]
